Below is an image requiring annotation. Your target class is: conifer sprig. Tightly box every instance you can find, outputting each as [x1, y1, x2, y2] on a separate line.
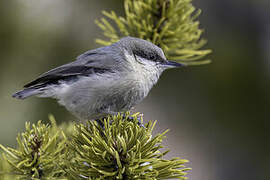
[0, 117, 67, 179]
[65, 113, 190, 180]
[0, 114, 190, 179]
[95, 0, 212, 65]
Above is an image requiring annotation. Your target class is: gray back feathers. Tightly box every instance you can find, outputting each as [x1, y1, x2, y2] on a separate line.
[12, 37, 166, 101]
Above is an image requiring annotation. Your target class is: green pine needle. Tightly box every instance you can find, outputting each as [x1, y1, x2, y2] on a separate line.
[0, 118, 67, 179]
[0, 113, 190, 179]
[66, 113, 190, 179]
[95, 0, 212, 65]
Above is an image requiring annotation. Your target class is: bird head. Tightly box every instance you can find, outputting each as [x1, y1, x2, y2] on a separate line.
[118, 37, 184, 73]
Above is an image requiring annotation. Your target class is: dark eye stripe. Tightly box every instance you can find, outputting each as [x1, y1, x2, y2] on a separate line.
[133, 47, 167, 63]
[134, 50, 148, 59]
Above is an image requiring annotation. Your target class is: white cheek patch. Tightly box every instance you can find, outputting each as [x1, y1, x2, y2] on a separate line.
[123, 50, 161, 97]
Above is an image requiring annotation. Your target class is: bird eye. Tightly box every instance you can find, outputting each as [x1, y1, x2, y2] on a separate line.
[149, 54, 156, 61]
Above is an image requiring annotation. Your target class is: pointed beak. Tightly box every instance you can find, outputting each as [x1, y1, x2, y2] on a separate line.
[163, 60, 185, 68]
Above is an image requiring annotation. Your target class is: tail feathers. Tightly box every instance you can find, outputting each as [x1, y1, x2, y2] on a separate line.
[12, 88, 41, 99]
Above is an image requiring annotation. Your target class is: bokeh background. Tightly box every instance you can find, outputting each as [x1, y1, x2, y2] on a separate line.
[0, 0, 269, 179]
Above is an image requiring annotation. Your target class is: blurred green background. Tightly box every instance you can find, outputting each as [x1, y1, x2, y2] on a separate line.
[0, 0, 269, 179]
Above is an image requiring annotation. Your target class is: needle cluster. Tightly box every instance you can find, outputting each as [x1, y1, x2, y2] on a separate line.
[0, 114, 190, 179]
[95, 0, 212, 65]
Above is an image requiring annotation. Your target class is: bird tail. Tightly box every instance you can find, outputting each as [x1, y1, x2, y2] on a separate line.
[12, 88, 41, 99]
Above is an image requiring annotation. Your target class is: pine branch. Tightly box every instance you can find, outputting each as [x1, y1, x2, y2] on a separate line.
[0, 116, 67, 179]
[95, 0, 212, 65]
[0, 113, 190, 179]
[65, 113, 190, 179]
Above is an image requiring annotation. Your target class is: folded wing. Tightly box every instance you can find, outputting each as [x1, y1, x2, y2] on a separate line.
[24, 48, 115, 88]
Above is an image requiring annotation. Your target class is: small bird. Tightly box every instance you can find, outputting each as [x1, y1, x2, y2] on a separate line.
[13, 37, 184, 120]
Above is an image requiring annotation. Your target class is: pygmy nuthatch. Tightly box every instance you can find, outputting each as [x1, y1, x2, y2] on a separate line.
[13, 37, 184, 120]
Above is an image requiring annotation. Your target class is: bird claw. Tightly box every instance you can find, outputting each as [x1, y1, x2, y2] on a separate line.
[122, 113, 145, 128]
[95, 113, 145, 129]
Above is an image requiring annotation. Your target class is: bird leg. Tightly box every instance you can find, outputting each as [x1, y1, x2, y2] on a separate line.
[94, 112, 144, 129]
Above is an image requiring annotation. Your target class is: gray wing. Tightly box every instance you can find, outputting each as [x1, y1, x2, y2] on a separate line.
[24, 47, 117, 88]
